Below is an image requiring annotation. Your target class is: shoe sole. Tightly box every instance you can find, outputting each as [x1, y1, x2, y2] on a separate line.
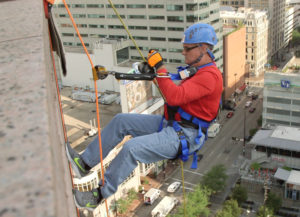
[65, 143, 83, 178]
[73, 195, 96, 212]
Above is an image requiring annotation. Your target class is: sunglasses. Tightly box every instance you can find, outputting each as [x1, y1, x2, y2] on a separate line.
[183, 45, 199, 52]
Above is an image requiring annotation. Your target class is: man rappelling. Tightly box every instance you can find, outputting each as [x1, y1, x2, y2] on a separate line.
[66, 23, 223, 210]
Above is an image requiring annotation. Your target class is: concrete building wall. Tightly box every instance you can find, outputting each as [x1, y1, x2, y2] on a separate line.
[52, 0, 224, 70]
[263, 72, 300, 127]
[223, 27, 246, 100]
[0, 0, 76, 216]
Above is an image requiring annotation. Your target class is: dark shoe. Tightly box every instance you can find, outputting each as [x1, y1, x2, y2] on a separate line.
[73, 188, 103, 211]
[65, 142, 89, 178]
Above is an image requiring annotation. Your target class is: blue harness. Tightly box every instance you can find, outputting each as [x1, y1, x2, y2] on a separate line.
[158, 63, 215, 169]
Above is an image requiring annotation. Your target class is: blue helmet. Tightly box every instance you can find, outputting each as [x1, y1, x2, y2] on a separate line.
[182, 23, 218, 46]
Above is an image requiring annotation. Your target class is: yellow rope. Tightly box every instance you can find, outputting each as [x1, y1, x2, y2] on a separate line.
[180, 160, 187, 217]
[107, 0, 146, 62]
[107, 0, 166, 101]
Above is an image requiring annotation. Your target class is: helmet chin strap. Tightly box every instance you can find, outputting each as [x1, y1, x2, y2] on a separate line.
[188, 53, 204, 67]
[188, 48, 215, 67]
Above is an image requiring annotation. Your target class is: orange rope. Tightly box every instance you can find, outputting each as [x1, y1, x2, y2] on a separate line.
[47, 25, 81, 217]
[62, 0, 110, 216]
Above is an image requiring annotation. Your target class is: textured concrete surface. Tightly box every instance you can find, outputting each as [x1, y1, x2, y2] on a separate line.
[0, 0, 76, 216]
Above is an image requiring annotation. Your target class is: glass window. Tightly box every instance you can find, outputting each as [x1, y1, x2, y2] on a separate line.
[89, 24, 105, 28]
[87, 4, 104, 8]
[292, 111, 300, 117]
[199, 2, 209, 8]
[168, 38, 181, 42]
[62, 33, 74, 37]
[293, 99, 300, 105]
[267, 97, 291, 104]
[128, 15, 146, 19]
[133, 36, 148, 40]
[169, 48, 182, 53]
[77, 24, 87, 28]
[59, 14, 69, 18]
[150, 37, 166, 41]
[149, 16, 164, 20]
[128, 26, 147, 30]
[106, 4, 124, 8]
[88, 14, 105, 18]
[168, 27, 184, 31]
[73, 14, 86, 18]
[108, 25, 124, 29]
[169, 59, 184, 63]
[127, 4, 146, 8]
[72, 4, 85, 8]
[109, 35, 127, 40]
[148, 4, 164, 9]
[131, 56, 144, 60]
[199, 12, 210, 20]
[167, 16, 184, 22]
[150, 26, 165, 31]
[166, 5, 183, 11]
[186, 4, 197, 11]
[117, 47, 129, 64]
[187, 15, 197, 22]
[107, 14, 125, 19]
[266, 119, 290, 125]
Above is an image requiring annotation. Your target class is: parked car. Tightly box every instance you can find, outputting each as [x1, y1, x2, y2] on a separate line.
[167, 182, 181, 193]
[245, 101, 252, 108]
[251, 94, 258, 100]
[226, 111, 234, 118]
[249, 107, 256, 113]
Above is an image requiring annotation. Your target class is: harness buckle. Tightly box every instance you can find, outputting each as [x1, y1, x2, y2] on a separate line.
[176, 130, 185, 138]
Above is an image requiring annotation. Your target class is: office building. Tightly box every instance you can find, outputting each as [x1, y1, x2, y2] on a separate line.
[52, 0, 223, 69]
[263, 71, 300, 127]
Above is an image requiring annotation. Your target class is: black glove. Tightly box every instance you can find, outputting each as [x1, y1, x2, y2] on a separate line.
[138, 62, 155, 74]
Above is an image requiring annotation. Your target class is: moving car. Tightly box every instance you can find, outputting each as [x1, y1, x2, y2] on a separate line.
[249, 107, 256, 113]
[167, 181, 181, 193]
[245, 101, 252, 108]
[226, 111, 234, 118]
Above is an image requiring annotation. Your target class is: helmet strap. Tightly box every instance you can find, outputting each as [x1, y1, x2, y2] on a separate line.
[188, 53, 204, 67]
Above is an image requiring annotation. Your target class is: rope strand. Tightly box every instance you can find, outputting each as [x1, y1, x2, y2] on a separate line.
[62, 0, 110, 216]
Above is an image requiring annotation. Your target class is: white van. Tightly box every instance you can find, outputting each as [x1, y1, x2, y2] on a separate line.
[207, 123, 221, 138]
[151, 196, 178, 217]
[144, 188, 161, 205]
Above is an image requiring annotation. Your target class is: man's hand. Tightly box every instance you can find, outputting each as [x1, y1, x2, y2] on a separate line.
[138, 62, 155, 74]
[147, 49, 163, 70]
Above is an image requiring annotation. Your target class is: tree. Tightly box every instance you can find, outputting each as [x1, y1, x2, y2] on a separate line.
[256, 205, 273, 217]
[201, 164, 228, 193]
[232, 185, 248, 205]
[216, 199, 241, 217]
[171, 185, 211, 217]
[266, 192, 282, 213]
[292, 29, 300, 46]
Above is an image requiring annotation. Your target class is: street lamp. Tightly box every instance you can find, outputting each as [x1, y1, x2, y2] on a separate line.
[234, 73, 237, 99]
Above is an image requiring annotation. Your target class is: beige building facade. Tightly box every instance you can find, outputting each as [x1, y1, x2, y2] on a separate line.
[221, 8, 269, 77]
[223, 26, 247, 100]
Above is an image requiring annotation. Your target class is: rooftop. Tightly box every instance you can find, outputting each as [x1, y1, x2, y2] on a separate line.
[250, 126, 300, 151]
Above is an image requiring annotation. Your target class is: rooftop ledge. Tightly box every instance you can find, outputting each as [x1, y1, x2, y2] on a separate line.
[0, 1, 76, 216]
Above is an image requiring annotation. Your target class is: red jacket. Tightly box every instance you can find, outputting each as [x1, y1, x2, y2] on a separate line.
[156, 64, 223, 122]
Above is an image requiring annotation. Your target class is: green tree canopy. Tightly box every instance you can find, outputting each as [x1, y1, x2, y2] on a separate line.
[256, 205, 273, 217]
[232, 185, 248, 205]
[170, 185, 211, 217]
[266, 192, 282, 213]
[292, 29, 300, 46]
[215, 199, 241, 217]
[201, 164, 228, 193]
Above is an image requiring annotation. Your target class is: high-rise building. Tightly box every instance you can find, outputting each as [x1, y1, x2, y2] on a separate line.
[221, 0, 245, 8]
[52, 0, 223, 69]
[245, 0, 287, 58]
[221, 7, 268, 77]
[263, 71, 300, 128]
